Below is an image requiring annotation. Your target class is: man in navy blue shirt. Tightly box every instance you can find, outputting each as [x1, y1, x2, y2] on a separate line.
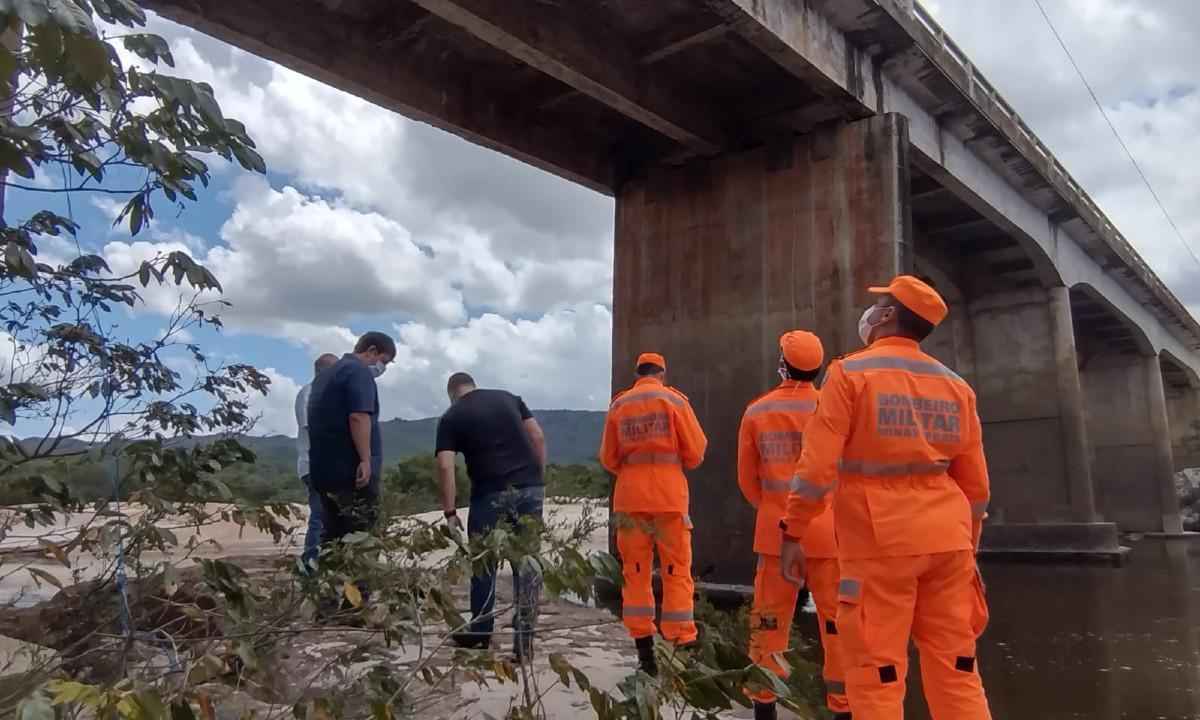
[308, 331, 396, 548]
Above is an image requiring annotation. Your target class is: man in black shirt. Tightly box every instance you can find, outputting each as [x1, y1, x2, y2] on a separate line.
[435, 372, 547, 659]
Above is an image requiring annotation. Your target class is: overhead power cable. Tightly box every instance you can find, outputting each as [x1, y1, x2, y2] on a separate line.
[1030, 0, 1200, 271]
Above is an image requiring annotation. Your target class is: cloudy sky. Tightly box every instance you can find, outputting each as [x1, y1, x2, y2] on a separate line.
[13, 0, 1199, 437]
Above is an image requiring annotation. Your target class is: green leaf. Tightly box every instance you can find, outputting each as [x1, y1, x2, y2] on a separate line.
[4, 0, 51, 28]
[231, 143, 265, 174]
[171, 700, 197, 720]
[129, 196, 145, 235]
[28, 566, 63, 589]
[48, 0, 98, 36]
[0, 139, 35, 179]
[548, 653, 572, 687]
[63, 32, 109, 86]
[123, 33, 173, 66]
[191, 83, 224, 125]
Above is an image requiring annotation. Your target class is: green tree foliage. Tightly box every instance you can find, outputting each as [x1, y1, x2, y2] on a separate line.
[0, 0, 271, 486]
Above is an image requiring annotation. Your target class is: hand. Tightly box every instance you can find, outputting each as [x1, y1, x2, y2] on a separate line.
[780, 538, 807, 588]
[355, 460, 371, 490]
[445, 512, 463, 532]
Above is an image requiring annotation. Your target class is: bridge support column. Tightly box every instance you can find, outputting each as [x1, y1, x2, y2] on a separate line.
[969, 288, 1122, 559]
[1146, 355, 1184, 535]
[1079, 353, 1181, 534]
[1166, 370, 1200, 472]
[611, 115, 911, 584]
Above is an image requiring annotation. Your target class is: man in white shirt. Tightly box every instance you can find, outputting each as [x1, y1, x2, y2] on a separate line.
[297, 353, 338, 570]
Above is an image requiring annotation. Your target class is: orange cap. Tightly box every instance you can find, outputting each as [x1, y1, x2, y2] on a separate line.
[868, 275, 948, 326]
[636, 352, 666, 370]
[779, 331, 824, 372]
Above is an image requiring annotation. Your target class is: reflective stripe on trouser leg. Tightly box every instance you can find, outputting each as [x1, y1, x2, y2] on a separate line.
[837, 556, 919, 720]
[654, 512, 697, 644]
[616, 515, 657, 640]
[807, 557, 850, 715]
[912, 550, 993, 720]
[747, 554, 800, 703]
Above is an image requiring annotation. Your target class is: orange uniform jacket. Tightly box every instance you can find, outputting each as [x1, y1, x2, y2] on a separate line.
[601, 377, 708, 513]
[737, 381, 836, 558]
[784, 337, 990, 559]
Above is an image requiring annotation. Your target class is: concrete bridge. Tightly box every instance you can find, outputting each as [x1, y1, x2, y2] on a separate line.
[146, 0, 1200, 580]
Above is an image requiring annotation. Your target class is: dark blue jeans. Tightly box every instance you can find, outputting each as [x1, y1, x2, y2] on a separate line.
[301, 475, 323, 570]
[467, 485, 544, 653]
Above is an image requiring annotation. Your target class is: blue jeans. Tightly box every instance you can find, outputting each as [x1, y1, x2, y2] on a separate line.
[301, 475, 323, 569]
[467, 485, 544, 653]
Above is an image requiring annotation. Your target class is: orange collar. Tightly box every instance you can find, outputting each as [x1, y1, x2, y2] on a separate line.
[870, 336, 921, 351]
[634, 376, 664, 388]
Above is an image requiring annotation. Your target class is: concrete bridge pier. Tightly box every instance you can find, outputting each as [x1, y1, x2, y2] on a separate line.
[1080, 351, 1184, 535]
[1165, 355, 1200, 474]
[612, 114, 911, 584]
[949, 288, 1120, 557]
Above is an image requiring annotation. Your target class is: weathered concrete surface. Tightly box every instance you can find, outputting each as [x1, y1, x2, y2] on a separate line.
[968, 290, 1076, 523]
[613, 114, 910, 583]
[1164, 356, 1200, 472]
[1080, 355, 1175, 532]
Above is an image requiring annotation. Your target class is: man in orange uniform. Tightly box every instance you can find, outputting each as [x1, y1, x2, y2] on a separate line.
[780, 276, 991, 720]
[737, 331, 848, 720]
[600, 352, 708, 676]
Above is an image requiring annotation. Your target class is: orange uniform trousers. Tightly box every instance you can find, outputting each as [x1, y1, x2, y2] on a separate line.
[837, 549, 990, 719]
[749, 555, 849, 713]
[616, 512, 697, 644]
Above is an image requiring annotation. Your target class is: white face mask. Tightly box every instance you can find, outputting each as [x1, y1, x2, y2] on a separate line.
[369, 362, 387, 378]
[858, 305, 888, 346]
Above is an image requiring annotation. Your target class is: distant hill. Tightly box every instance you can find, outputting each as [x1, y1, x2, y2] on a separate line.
[242, 409, 606, 471]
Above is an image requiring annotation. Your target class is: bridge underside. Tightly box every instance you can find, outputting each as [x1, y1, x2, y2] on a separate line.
[145, 0, 1200, 579]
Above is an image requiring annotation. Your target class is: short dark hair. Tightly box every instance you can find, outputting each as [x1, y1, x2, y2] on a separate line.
[636, 363, 664, 376]
[354, 331, 396, 358]
[894, 302, 935, 341]
[313, 353, 338, 375]
[447, 372, 476, 393]
[784, 362, 821, 382]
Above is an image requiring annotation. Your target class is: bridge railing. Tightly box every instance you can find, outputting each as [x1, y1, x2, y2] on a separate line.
[897, 0, 1185, 333]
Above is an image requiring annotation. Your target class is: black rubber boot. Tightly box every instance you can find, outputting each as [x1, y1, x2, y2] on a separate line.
[833, 713, 853, 720]
[753, 701, 777, 720]
[635, 636, 658, 677]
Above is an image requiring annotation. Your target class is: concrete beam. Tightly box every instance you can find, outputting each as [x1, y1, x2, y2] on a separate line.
[705, 0, 879, 119]
[409, 0, 729, 154]
[142, 0, 617, 194]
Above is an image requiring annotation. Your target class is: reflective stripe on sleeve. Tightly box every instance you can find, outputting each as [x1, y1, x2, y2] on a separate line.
[761, 477, 792, 493]
[789, 475, 832, 501]
[660, 609, 694, 622]
[611, 389, 684, 410]
[745, 399, 817, 418]
[623, 451, 681, 466]
[842, 356, 964, 382]
[838, 459, 951, 476]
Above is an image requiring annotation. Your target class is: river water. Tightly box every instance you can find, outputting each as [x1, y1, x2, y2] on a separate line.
[895, 539, 1200, 719]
